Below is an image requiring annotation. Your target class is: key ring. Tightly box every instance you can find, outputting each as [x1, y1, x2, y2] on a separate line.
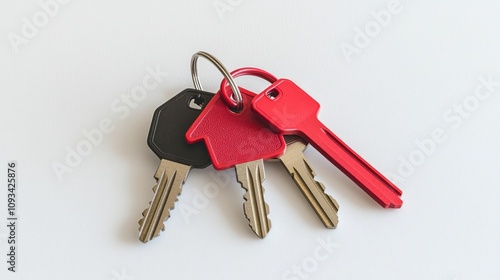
[219, 67, 278, 110]
[190, 51, 243, 112]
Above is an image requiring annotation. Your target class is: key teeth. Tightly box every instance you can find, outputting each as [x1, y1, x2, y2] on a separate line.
[140, 192, 181, 219]
[315, 184, 339, 229]
[236, 161, 272, 239]
[292, 166, 340, 229]
[279, 143, 341, 230]
[141, 207, 150, 217]
[138, 212, 165, 243]
[316, 180, 340, 211]
[242, 203, 271, 239]
[326, 194, 340, 229]
[241, 185, 271, 238]
[138, 215, 166, 234]
[138, 193, 181, 242]
[139, 174, 182, 243]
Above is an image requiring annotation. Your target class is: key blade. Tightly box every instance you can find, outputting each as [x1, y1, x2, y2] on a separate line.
[305, 122, 403, 208]
[235, 159, 271, 238]
[138, 159, 191, 243]
[279, 139, 339, 228]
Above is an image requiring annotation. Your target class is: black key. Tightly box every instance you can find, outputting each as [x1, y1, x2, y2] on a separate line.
[139, 89, 213, 243]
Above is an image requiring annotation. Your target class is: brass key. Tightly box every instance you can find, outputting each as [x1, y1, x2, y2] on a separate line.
[278, 136, 339, 228]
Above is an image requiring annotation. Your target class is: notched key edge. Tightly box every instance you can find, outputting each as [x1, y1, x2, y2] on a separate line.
[235, 159, 271, 239]
[279, 140, 339, 229]
[138, 159, 191, 243]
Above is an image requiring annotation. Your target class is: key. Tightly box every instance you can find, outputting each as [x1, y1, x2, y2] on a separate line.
[252, 79, 403, 208]
[139, 89, 214, 243]
[278, 135, 339, 228]
[186, 87, 286, 238]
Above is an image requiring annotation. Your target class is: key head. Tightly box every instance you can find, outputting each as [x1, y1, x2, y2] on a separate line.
[185, 87, 286, 170]
[251, 79, 320, 135]
[148, 89, 214, 168]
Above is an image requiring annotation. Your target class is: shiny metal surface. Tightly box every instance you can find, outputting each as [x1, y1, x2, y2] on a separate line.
[235, 159, 271, 238]
[279, 136, 339, 228]
[139, 159, 191, 243]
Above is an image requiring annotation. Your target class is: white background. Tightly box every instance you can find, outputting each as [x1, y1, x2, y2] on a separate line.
[1, 1, 500, 279]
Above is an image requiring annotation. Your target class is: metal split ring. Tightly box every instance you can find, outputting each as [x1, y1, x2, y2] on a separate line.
[190, 51, 243, 112]
[219, 67, 278, 110]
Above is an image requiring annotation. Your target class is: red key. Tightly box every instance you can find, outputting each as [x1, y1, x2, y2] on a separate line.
[186, 73, 286, 238]
[251, 79, 403, 208]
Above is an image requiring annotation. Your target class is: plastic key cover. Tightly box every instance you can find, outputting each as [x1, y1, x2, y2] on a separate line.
[251, 79, 321, 133]
[185, 87, 286, 170]
[148, 89, 214, 168]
